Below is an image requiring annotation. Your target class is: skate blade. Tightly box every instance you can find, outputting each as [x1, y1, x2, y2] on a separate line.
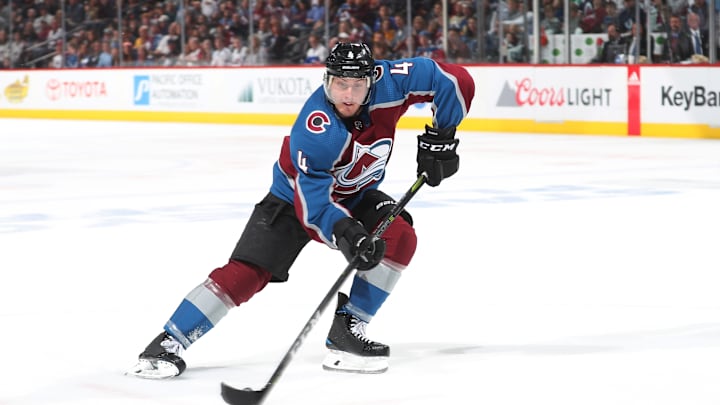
[125, 359, 180, 379]
[322, 350, 388, 374]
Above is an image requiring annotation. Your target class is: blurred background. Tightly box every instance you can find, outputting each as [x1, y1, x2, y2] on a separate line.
[0, 0, 718, 69]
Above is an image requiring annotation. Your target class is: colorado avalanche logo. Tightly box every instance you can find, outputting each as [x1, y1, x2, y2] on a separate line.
[374, 65, 384, 82]
[306, 110, 331, 134]
[333, 139, 392, 194]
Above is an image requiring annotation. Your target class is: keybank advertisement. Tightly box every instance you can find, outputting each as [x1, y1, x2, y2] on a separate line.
[470, 66, 627, 122]
[641, 67, 720, 125]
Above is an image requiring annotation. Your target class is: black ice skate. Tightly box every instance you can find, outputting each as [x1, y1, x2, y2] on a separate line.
[322, 292, 389, 373]
[126, 332, 186, 379]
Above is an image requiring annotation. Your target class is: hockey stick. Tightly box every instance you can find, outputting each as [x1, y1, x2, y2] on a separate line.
[220, 174, 427, 405]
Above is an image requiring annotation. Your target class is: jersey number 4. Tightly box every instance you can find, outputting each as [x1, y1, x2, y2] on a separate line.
[297, 150, 308, 173]
[390, 62, 413, 75]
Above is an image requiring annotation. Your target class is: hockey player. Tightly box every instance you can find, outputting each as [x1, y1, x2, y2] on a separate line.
[129, 42, 475, 378]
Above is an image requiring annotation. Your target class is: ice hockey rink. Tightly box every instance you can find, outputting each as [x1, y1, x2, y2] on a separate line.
[1, 118, 719, 405]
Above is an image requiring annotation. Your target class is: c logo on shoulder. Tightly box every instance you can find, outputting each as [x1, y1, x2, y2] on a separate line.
[306, 110, 331, 134]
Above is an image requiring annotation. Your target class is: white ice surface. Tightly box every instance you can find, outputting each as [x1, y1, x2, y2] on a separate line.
[1, 119, 719, 404]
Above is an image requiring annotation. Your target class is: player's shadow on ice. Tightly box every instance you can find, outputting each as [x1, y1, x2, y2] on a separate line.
[393, 322, 720, 360]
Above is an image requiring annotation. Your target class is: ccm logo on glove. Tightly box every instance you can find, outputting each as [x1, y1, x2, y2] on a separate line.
[418, 139, 458, 152]
[416, 125, 459, 187]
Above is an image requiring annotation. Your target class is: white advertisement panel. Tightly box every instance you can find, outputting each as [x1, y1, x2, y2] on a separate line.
[470, 66, 627, 122]
[1, 70, 119, 109]
[0, 67, 326, 114]
[641, 67, 720, 126]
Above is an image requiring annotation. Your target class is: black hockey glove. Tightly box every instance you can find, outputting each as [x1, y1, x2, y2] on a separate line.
[416, 125, 459, 187]
[333, 217, 386, 271]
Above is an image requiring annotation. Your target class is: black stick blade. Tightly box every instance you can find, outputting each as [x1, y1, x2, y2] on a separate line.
[220, 383, 267, 405]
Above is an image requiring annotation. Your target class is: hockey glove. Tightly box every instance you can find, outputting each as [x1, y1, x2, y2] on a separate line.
[416, 124, 459, 187]
[333, 217, 386, 271]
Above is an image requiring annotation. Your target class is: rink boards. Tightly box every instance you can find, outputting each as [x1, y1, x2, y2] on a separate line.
[1, 64, 719, 139]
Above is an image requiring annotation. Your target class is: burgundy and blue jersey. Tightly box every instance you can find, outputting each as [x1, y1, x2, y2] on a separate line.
[269, 57, 475, 247]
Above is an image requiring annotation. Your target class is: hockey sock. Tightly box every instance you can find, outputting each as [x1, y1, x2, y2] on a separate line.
[345, 261, 402, 322]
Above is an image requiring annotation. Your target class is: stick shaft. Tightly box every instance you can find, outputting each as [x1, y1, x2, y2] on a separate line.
[221, 175, 426, 405]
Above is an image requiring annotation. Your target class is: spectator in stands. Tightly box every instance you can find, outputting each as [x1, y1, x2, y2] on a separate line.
[461, 16, 479, 59]
[97, 0, 115, 20]
[287, 0, 309, 33]
[201, 0, 219, 20]
[265, 17, 289, 63]
[9, 31, 26, 68]
[36, 19, 51, 44]
[134, 24, 153, 54]
[303, 32, 328, 64]
[648, 0, 670, 32]
[502, 25, 525, 62]
[661, 14, 693, 62]
[618, 0, 646, 33]
[373, 5, 396, 32]
[390, 14, 409, 57]
[211, 35, 231, 65]
[426, 1, 444, 24]
[602, 1, 620, 32]
[349, 15, 372, 43]
[228, 35, 248, 65]
[446, 27, 471, 62]
[686, 12, 708, 57]
[178, 36, 203, 65]
[0, 7, 8, 31]
[200, 38, 213, 64]
[371, 40, 390, 59]
[50, 41, 63, 68]
[689, 0, 708, 30]
[459, 1, 476, 32]
[0, 30, 8, 65]
[77, 40, 92, 67]
[492, 0, 525, 30]
[254, 16, 272, 47]
[97, 40, 114, 67]
[592, 22, 627, 62]
[84, 0, 100, 25]
[568, 2, 584, 34]
[541, 3, 562, 34]
[379, 18, 396, 46]
[121, 40, 136, 65]
[448, 1, 467, 31]
[306, 0, 325, 28]
[67, 0, 86, 28]
[414, 30, 446, 61]
[411, 15, 427, 40]
[65, 42, 79, 67]
[625, 22, 654, 63]
[34, 5, 55, 34]
[666, 0, 688, 17]
[581, 0, 608, 33]
[245, 34, 267, 65]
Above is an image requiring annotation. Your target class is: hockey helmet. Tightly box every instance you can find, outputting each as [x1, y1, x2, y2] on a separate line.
[324, 43, 375, 105]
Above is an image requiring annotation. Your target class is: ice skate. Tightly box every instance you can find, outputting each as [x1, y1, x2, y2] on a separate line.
[126, 332, 186, 379]
[322, 292, 389, 374]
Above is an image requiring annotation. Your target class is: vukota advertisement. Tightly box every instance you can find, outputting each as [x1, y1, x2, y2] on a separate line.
[238, 76, 317, 104]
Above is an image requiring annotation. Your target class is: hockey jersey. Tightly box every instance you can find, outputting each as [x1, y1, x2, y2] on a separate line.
[268, 57, 475, 247]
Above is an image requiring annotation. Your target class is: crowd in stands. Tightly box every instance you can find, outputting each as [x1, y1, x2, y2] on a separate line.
[0, 0, 717, 69]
